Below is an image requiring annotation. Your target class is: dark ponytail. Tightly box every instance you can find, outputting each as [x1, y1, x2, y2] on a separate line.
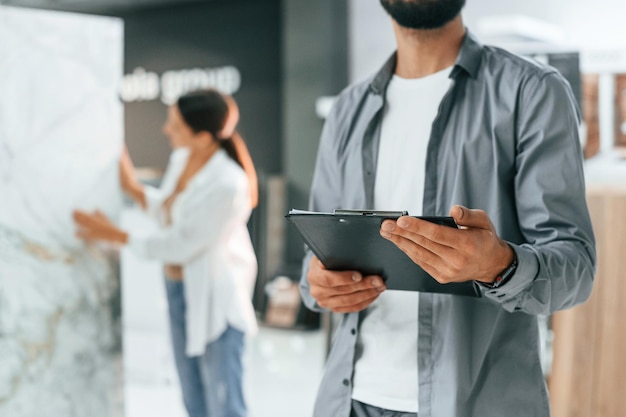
[217, 134, 243, 168]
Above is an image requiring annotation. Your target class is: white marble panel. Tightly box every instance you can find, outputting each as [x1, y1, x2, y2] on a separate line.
[0, 6, 124, 416]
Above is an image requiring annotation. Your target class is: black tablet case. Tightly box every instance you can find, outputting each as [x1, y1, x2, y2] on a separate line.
[287, 211, 480, 297]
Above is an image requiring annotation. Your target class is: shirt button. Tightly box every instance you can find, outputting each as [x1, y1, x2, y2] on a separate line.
[351, 328, 356, 335]
[342, 379, 350, 386]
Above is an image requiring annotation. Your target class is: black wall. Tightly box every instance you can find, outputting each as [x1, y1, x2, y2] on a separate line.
[121, 0, 282, 175]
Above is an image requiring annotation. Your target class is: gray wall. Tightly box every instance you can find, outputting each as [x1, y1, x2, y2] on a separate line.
[282, 0, 348, 264]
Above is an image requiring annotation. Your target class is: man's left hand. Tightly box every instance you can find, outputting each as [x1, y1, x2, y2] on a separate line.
[380, 205, 514, 285]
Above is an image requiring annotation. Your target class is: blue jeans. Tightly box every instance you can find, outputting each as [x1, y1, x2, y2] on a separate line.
[165, 279, 247, 417]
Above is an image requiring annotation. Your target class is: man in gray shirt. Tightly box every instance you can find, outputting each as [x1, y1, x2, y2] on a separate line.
[299, 1, 596, 417]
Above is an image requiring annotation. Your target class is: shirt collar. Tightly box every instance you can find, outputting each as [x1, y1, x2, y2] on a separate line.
[369, 29, 483, 95]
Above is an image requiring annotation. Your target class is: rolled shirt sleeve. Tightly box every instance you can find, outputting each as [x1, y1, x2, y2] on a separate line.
[481, 72, 596, 315]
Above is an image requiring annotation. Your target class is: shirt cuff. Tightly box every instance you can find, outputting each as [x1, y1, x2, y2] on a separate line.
[479, 242, 539, 304]
[143, 185, 163, 217]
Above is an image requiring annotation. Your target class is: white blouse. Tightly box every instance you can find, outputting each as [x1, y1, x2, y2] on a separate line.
[128, 147, 258, 356]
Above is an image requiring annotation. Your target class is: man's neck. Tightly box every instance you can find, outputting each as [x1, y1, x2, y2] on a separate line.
[393, 16, 465, 79]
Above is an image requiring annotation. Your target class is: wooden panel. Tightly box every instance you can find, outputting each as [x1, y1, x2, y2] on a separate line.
[591, 190, 626, 417]
[583, 73, 601, 159]
[549, 191, 604, 417]
[549, 186, 626, 417]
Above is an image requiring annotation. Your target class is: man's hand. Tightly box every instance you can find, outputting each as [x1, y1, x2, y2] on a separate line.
[380, 205, 514, 285]
[307, 256, 386, 313]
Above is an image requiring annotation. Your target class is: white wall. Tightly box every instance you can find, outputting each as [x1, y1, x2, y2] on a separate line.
[348, 0, 626, 83]
[348, 0, 395, 84]
[462, 0, 626, 50]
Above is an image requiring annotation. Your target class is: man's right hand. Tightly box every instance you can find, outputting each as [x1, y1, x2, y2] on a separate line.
[307, 256, 386, 313]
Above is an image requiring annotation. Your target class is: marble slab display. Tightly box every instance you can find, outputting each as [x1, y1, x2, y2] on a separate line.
[0, 6, 124, 416]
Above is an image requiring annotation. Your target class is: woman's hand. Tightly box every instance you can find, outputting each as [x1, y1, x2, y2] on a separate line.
[73, 210, 128, 245]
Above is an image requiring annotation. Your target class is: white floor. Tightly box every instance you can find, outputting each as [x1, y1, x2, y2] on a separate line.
[120, 208, 325, 417]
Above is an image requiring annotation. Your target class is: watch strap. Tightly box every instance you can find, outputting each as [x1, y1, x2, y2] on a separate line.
[480, 250, 518, 289]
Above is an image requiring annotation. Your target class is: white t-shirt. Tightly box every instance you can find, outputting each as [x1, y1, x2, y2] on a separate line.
[351, 66, 453, 412]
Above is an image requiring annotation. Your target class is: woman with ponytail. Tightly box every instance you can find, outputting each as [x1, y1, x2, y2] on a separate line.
[73, 89, 258, 417]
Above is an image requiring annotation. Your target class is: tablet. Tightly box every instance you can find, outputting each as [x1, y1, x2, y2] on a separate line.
[286, 209, 480, 297]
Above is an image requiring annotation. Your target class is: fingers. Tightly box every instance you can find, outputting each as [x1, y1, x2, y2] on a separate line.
[94, 210, 109, 222]
[75, 228, 95, 242]
[380, 207, 495, 252]
[73, 210, 96, 227]
[381, 229, 447, 267]
[308, 256, 385, 292]
[74, 210, 98, 241]
[311, 275, 385, 299]
[307, 256, 386, 313]
[308, 256, 363, 288]
[327, 290, 384, 313]
[73, 210, 110, 226]
[73, 210, 110, 242]
[73, 210, 93, 241]
[450, 205, 493, 230]
[383, 217, 458, 247]
[380, 217, 456, 260]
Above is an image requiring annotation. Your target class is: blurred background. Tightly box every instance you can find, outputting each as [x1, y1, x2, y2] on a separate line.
[0, 0, 625, 416]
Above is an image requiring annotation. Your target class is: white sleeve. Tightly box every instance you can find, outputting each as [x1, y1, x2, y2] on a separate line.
[140, 147, 189, 220]
[128, 179, 246, 264]
[142, 184, 165, 220]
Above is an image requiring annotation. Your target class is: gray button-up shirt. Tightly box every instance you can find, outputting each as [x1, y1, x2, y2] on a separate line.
[299, 32, 596, 417]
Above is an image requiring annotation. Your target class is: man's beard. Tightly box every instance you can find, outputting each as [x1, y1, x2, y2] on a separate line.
[379, 0, 465, 30]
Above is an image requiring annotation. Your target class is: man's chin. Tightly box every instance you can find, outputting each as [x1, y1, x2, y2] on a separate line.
[379, 0, 465, 31]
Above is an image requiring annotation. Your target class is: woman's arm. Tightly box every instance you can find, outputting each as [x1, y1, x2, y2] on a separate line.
[120, 145, 147, 209]
[74, 179, 246, 265]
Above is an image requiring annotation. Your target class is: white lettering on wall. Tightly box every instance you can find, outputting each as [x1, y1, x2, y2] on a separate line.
[120, 65, 241, 104]
[119, 67, 160, 102]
